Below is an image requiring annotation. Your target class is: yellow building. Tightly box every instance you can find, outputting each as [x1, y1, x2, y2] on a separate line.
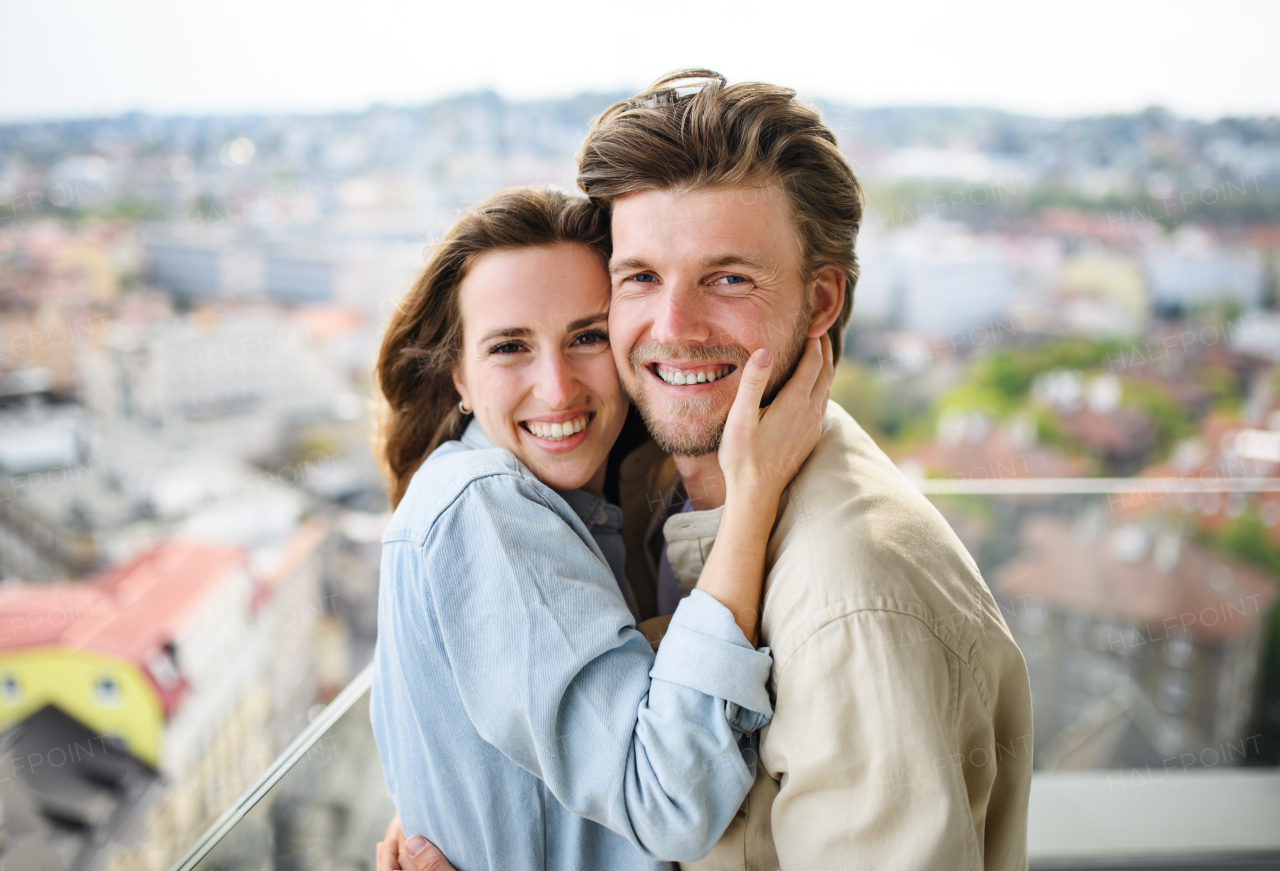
[0, 543, 249, 767]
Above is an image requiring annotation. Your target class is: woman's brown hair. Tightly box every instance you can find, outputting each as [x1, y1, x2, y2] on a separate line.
[374, 186, 610, 508]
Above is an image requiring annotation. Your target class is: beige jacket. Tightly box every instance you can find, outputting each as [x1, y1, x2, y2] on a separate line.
[619, 402, 1033, 871]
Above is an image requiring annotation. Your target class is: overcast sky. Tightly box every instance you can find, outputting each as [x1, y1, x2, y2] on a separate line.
[2, 0, 1276, 123]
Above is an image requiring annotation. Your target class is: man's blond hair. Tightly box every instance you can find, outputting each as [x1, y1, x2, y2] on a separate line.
[578, 68, 863, 357]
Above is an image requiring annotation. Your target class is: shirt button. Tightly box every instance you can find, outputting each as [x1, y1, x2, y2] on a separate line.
[595, 510, 608, 525]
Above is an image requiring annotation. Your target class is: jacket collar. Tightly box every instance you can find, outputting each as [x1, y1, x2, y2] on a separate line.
[460, 417, 492, 451]
[460, 418, 622, 533]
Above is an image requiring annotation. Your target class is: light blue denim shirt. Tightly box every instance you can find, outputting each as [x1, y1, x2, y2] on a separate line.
[370, 420, 773, 871]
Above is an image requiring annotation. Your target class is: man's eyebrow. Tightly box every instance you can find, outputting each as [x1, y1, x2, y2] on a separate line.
[609, 254, 772, 275]
[704, 254, 771, 272]
[609, 256, 650, 275]
[477, 326, 532, 344]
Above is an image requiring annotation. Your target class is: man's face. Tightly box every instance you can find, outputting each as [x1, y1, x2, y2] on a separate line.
[607, 183, 816, 457]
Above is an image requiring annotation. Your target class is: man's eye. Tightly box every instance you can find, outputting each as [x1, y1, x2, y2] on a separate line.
[628, 272, 657, 283]
[710, 275, 747, 286]
[572, 330, 608, 347]
[489, 341, 525, 355]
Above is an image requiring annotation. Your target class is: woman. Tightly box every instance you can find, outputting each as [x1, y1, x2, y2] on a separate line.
[370, 186, 831, 871]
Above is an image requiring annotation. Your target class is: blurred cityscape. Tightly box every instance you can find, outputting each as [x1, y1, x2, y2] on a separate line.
[0, 92, 1278, 869]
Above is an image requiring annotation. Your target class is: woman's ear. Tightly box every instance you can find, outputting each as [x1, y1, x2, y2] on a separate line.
[807, 265, 846, 338]
[451, 368, 470, 412]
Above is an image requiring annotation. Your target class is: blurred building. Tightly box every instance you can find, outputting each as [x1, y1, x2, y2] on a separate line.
[0, 404, 316, 580]
[322, 510, 389, 680]
[1145, 226, 1266, 313]
[79, 305, 352, 433]
[854, 220, 1019, 334]
[996, 516, 1276, 770]
[143, 231, 420, 317]
[1126, 408, 1280, 547]
[0, 544, 252, 766]
[896, 409, 1089, 481]
[1031, 371, 1159, 473]
[145, 240, 219, 298]
[1052, 248, 1149, 336]
[0, 532, 326, 870]
[0, 704, 160, 869]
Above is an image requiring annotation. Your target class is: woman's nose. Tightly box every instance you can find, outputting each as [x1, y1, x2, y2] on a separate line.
[533, 352, 577, 409]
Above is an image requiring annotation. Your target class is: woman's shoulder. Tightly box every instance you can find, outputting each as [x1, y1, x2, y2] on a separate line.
[383, 438, 551, 545]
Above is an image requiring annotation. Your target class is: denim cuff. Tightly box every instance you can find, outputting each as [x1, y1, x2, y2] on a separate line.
[649, 590, 774, 719]
[725, 701, 771, 735]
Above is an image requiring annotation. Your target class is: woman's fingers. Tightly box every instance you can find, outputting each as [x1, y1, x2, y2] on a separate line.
[770, 336, 823, 413]
[376, 815, 404, 871]
[384, 814, 402, 844]
[810, 334, 834, 409]
[726, 348, 774, 429]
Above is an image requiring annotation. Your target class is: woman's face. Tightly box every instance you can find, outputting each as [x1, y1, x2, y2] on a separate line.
[452, 242, 626, 495]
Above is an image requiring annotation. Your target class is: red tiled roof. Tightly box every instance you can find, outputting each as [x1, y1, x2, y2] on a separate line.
[994, 517, 1276, 642]
[901, 431, 1089, 481]
[0, 542, 247, 717]
[66, 543, 245, 662]
[1057, 406, 1157, 456]
[0, 585, 109, 648]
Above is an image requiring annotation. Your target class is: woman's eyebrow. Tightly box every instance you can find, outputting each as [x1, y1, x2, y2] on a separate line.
[564, 314, 608, 331]
[478, 326, 532, 344]
[477, 315, 604, 345]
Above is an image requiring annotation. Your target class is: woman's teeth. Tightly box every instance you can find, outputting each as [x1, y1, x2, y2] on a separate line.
[524, 415, 589, 441]
[655, 364, 731, 386]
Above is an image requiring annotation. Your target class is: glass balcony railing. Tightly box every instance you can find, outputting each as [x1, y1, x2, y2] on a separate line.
[170, 480, 1280, 871]
[167, 665, 394, 871]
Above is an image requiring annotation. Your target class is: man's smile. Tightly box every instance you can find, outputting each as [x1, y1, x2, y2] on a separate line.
[649, 362, 737, 387]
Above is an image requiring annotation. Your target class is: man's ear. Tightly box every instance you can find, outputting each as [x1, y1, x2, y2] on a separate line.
[807, 265, 846, 338]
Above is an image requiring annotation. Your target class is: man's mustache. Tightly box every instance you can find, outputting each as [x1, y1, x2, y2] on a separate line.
[628, 341, 750, 372]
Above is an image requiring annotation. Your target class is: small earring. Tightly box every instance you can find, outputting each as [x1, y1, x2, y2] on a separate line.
[459, 400, 472, 415]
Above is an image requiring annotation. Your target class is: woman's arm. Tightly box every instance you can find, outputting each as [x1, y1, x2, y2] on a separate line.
[694, 335, 835, 644]
[379, 476, 768, 862]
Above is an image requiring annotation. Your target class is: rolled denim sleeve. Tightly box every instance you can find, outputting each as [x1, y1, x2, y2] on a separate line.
[651, 589, 773, 719]
[398, 472, 770, 862]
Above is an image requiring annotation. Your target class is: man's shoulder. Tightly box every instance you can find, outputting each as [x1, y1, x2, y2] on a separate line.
[383, 440, 542, 545]
[764, 402, 1005, 667]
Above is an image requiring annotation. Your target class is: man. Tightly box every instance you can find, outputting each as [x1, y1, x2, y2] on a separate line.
[380, 69, 1033, 871]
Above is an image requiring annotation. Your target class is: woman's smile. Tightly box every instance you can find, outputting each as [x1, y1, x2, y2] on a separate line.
[519, 410, 595, 451]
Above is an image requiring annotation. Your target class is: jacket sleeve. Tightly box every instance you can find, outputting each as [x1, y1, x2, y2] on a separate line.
[763, 610, 990, 870]
[392, 472, 773, 862]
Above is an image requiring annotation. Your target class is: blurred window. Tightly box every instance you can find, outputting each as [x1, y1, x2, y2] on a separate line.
[95, 674, 122, 707]
[1, 674, 21, 705]
[1165, 634, 1196, 669]
[1158, 671, 1193, 714]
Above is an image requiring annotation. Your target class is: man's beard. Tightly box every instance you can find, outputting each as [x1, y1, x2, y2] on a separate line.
[626, 313, 811, 458]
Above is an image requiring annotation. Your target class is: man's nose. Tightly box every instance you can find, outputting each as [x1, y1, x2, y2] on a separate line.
[650, 283, 710, 346]
[533, 352, 578, 409]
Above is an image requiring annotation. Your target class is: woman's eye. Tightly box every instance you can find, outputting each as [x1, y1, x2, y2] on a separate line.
[489, 341, 525, 355]
[572, 330, 608, 347]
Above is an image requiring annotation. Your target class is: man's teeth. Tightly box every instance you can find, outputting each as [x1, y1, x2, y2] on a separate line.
[655, 364, 732, 386]
[525, 415, 589, 441]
